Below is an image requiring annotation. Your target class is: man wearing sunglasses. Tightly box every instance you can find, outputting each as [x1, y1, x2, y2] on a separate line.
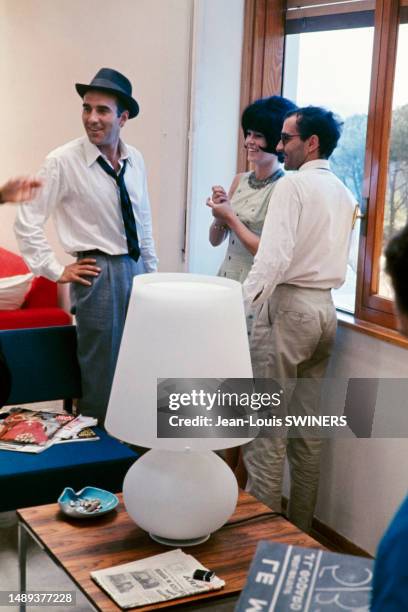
[242, 106, 356, 533]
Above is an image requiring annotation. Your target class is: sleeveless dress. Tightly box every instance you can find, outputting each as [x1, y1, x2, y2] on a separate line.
[218, 171, 283, 282]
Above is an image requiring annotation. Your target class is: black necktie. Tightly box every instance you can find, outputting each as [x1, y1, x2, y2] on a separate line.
[97, 156, 140, 262]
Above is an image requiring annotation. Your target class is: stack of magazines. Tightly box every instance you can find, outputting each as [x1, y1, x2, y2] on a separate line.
[0, 407, 98, 453]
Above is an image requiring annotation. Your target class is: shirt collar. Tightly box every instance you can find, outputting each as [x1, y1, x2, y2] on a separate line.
[298, 159, 331, 172]
[119, 140, 132, 166]
[82, 137, 132, 168]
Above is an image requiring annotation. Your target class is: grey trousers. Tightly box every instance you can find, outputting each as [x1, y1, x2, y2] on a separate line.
[243, 284, 337, 532]
[70, 251, 145, 425]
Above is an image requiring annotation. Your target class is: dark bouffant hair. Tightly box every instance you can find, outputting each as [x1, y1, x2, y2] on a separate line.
[385, 224, 408, 315]
[284, 106, 343, 159]
[241, 96, 297, 154]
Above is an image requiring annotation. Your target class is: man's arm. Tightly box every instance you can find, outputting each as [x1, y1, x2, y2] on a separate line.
[14, 158, 100, 285]
[14, 158, 66, 281]
[242, 177, 301, 311]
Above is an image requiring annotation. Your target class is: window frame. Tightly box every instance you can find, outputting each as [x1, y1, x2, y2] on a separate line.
[239, 0, 407, 340]
[238, 0, 286, 172]
[356, 0, 400, 329]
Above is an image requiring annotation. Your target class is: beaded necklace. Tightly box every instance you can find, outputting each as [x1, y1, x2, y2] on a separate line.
[247, 168, 284, 190]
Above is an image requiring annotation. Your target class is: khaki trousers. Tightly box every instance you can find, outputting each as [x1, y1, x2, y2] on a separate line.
[243, 284, 337, 532]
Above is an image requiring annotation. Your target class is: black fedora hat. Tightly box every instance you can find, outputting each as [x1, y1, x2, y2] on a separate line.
[75, 67, 139, 119]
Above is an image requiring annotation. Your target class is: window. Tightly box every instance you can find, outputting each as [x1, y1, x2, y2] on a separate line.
[357, 1, 407, 330]
[374, 21, 408, 300]
[239, 0, 408, 339]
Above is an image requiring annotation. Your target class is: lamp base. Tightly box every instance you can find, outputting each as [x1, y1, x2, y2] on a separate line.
[150, 533, 210, 547]
[123, 448, 238, 545]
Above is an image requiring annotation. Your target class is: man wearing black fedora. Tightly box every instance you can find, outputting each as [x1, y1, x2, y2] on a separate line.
[15, 67, 158, 423]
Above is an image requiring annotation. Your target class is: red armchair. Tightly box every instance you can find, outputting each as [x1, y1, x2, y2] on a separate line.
[0, 247, 71, 330]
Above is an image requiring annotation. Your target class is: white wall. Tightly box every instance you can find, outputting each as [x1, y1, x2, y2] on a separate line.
[0, 0, 192, 272]
[315, 326, 408, 555]
[186, 0, 244, 274]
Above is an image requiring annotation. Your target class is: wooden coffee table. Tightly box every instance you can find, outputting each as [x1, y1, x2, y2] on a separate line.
[17, 491, 325, 611]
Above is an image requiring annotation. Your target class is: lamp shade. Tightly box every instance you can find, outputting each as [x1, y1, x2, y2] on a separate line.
[105, 273, 253, 450]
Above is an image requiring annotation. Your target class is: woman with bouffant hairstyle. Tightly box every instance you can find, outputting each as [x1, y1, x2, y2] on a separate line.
[207, 96, 297, 287]
[206, 95, 296, 484]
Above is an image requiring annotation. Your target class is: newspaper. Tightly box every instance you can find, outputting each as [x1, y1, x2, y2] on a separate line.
[91, 549, 225, 609]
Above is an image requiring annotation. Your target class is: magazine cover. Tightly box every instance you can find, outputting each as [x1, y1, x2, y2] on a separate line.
[235, 541, 373, 612]
[0, 409, 98, 452]
[0, 408, 74, 448]
[53, 415, 99, 443]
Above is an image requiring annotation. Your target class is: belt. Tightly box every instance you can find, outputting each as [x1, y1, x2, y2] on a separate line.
[76, 250, 128, 258]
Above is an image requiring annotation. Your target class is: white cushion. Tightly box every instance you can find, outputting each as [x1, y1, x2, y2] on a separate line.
[0, 273, 34, 310]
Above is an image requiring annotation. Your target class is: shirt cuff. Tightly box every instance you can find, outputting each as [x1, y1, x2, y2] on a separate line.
[142, 254, 159, 273]
[47, 261, 66, 282]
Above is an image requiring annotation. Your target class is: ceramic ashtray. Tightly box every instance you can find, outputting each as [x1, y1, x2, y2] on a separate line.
[58, 486, 119, 518]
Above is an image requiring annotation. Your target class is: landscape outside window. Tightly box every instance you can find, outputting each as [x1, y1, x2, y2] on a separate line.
[378, 23, 408, 299]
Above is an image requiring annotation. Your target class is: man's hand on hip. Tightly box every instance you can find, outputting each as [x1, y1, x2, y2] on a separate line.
[59, 259, 101, 286]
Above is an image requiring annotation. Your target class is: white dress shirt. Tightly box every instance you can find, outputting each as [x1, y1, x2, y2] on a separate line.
[243, 159, 356, 309]
[14, 137, 158, 281]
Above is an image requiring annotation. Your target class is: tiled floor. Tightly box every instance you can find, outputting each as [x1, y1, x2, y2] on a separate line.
[0, 513, 91, 611]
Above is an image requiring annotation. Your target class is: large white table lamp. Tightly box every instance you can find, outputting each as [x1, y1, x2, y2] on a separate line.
[105, 273, 253, 546]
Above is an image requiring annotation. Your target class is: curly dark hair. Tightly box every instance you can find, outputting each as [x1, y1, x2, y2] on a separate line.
[241, 96, 297, 155]
[385, 224, 408, 315]
[284, 106, 343, 158]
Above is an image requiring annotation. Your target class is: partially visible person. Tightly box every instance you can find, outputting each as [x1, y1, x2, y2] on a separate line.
[206, 95, 297, 484]
[370, 226, 408, 610]
[242, 106, 356, 532]
[385, 224, 408, 336]
[0, 177, 43, 204]
[371, 494, 408, 611]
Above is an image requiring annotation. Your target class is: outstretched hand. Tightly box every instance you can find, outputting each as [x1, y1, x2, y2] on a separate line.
[0, 176, 43, 203]
[58, 259, 101, 286]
